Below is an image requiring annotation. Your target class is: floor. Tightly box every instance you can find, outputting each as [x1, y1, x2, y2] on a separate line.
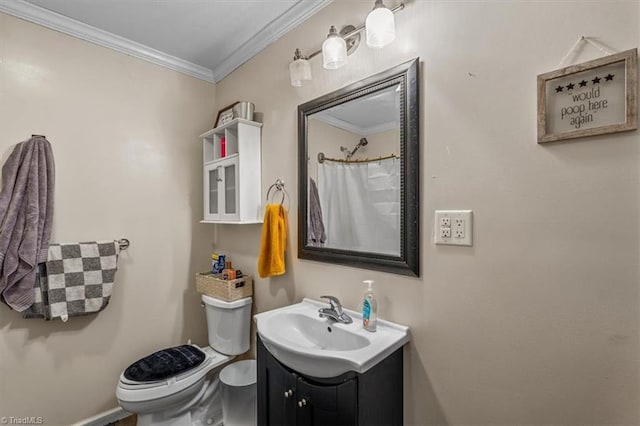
[108, 415, 136, 426]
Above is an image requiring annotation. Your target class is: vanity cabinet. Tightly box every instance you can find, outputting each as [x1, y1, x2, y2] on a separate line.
[257, 336, 403, 426]
[200, 118, 262, 224]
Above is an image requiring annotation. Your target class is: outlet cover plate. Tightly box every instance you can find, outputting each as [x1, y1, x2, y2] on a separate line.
[435, 210, 473, 246]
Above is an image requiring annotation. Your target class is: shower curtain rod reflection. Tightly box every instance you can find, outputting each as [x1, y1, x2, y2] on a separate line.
[317, 152, 398, 164]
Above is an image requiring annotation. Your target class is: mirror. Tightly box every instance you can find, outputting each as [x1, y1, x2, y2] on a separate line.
[298, 58, 419, 276]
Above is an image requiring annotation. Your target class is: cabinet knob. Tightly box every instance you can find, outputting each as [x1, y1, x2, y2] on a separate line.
[284, 389, 293, 398]
[298, 398, 307, 407]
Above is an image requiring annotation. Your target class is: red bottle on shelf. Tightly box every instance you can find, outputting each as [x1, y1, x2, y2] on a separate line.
[221, 136, 226, 158]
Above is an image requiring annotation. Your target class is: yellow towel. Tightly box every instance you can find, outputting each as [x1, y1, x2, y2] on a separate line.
[258, 204, 288, 278]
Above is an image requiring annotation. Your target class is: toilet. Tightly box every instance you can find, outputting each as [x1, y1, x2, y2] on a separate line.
[116, 295, 255, 426]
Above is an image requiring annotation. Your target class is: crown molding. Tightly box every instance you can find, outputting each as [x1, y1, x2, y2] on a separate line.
[0, 0, 215, 82]
[211, 0, 333, 82]
[1, 0, 332, 84]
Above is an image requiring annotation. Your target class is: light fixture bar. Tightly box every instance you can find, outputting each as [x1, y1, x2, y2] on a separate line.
[305, 3, 404, 60]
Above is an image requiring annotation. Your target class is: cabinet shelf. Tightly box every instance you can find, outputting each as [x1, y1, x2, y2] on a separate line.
[204, 152, 239, 166]
[200, 220, 263, 224]
[199, 118, 262, 138]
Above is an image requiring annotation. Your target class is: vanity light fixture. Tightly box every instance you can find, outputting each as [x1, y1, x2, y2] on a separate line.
[322, 26, 348, 69]
[290, 48, 312, 87]
[365, 0, 395, 48]
[288, 2, 405, 87]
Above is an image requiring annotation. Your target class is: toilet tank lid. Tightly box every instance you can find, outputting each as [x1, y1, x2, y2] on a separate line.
[201, 294, 252, 309]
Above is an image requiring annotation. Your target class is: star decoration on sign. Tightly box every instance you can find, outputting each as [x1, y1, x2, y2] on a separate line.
[555, 72, 615, 95]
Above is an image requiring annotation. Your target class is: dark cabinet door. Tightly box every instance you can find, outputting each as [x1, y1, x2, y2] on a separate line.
[296, 376, 357, 426]
[258, 341, 297, 426]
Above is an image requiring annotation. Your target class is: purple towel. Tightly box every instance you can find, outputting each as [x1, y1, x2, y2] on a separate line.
[308, 178, 326, 246]
[0, 136, 55, 311]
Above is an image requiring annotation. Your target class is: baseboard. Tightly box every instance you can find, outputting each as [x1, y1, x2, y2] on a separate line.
[72, 407, 131, 426]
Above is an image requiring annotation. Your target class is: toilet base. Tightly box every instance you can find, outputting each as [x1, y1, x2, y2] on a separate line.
[137, 410, 192, 426]
[134, 373, 223, 426]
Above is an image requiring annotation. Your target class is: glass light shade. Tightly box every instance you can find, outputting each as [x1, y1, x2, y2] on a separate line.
[289, 58, 312, 87]
[366, 5, 395, 48]
[322, 32, 347, 70]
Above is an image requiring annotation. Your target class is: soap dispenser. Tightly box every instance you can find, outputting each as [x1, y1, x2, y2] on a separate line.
[362, 280, 377, 332]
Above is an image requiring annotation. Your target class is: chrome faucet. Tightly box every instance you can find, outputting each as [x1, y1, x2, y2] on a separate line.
[318, 296, 353, 324]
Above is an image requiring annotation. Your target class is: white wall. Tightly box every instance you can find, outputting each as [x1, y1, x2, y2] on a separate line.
[0, 13, 216, 424]
[308, 118, 359, 180]
[213, 1, 640, 424]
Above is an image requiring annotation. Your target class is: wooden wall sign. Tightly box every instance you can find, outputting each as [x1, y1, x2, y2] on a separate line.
[537, 48, 637, 143]
[214, 101, 239, 128]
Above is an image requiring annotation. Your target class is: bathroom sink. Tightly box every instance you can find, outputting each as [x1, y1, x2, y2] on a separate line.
[254, 298, 409, 378]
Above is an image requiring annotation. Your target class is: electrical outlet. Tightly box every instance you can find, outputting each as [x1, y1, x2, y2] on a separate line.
[435, 210, 473, 246]
[453, 218, 465, 238]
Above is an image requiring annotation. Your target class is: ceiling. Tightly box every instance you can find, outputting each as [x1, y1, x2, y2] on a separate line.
[313, 85, 400, 136]
[1, 0, 332, 82]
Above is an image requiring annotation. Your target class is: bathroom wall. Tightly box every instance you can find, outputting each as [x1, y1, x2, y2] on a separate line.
[362, 128, 398, 157]
[308, 118, 359, 180]
[213, 1, 640, 425]
[0, 13, 216, 424]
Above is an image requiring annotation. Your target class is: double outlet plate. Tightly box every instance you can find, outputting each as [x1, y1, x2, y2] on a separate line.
[434, 210, 473, 246]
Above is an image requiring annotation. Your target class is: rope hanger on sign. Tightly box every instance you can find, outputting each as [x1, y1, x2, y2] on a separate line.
[557, 36, 617, 68]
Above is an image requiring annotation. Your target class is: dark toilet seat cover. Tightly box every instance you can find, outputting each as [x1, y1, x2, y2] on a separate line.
[124, 345, 207, 382]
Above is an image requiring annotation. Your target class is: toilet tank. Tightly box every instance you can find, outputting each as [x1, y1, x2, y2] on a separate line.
[201, 295, 252, 355]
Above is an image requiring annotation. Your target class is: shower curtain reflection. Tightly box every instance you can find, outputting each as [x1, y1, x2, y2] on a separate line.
[317, 157, 400, 256]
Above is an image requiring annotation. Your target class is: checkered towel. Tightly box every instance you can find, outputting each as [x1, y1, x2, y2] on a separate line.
[24, 241, 120, 321]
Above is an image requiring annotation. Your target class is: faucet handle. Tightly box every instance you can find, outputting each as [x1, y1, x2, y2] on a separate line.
[320, 295, 342, 311]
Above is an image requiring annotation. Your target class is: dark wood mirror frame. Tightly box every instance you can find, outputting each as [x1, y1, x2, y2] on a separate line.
[298, 58, 419, 277]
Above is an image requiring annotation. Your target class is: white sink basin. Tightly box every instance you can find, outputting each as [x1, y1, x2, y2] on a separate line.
[254, 298, 409, 378]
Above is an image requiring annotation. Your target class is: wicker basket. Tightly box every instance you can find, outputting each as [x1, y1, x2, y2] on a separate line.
[195, 272, 253, 302]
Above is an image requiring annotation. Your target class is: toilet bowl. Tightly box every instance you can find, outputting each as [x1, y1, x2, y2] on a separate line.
[116, 295, 254, 426]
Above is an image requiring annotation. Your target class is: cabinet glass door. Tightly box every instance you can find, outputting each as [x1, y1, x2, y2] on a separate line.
[204, 163, 221, 221]
[224, 162, 236, 215]
[209, 168, 220, 214]
[220, 157, 240, 221]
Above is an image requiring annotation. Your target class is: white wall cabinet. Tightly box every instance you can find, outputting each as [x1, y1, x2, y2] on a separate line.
[201, 118, 262, 224]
